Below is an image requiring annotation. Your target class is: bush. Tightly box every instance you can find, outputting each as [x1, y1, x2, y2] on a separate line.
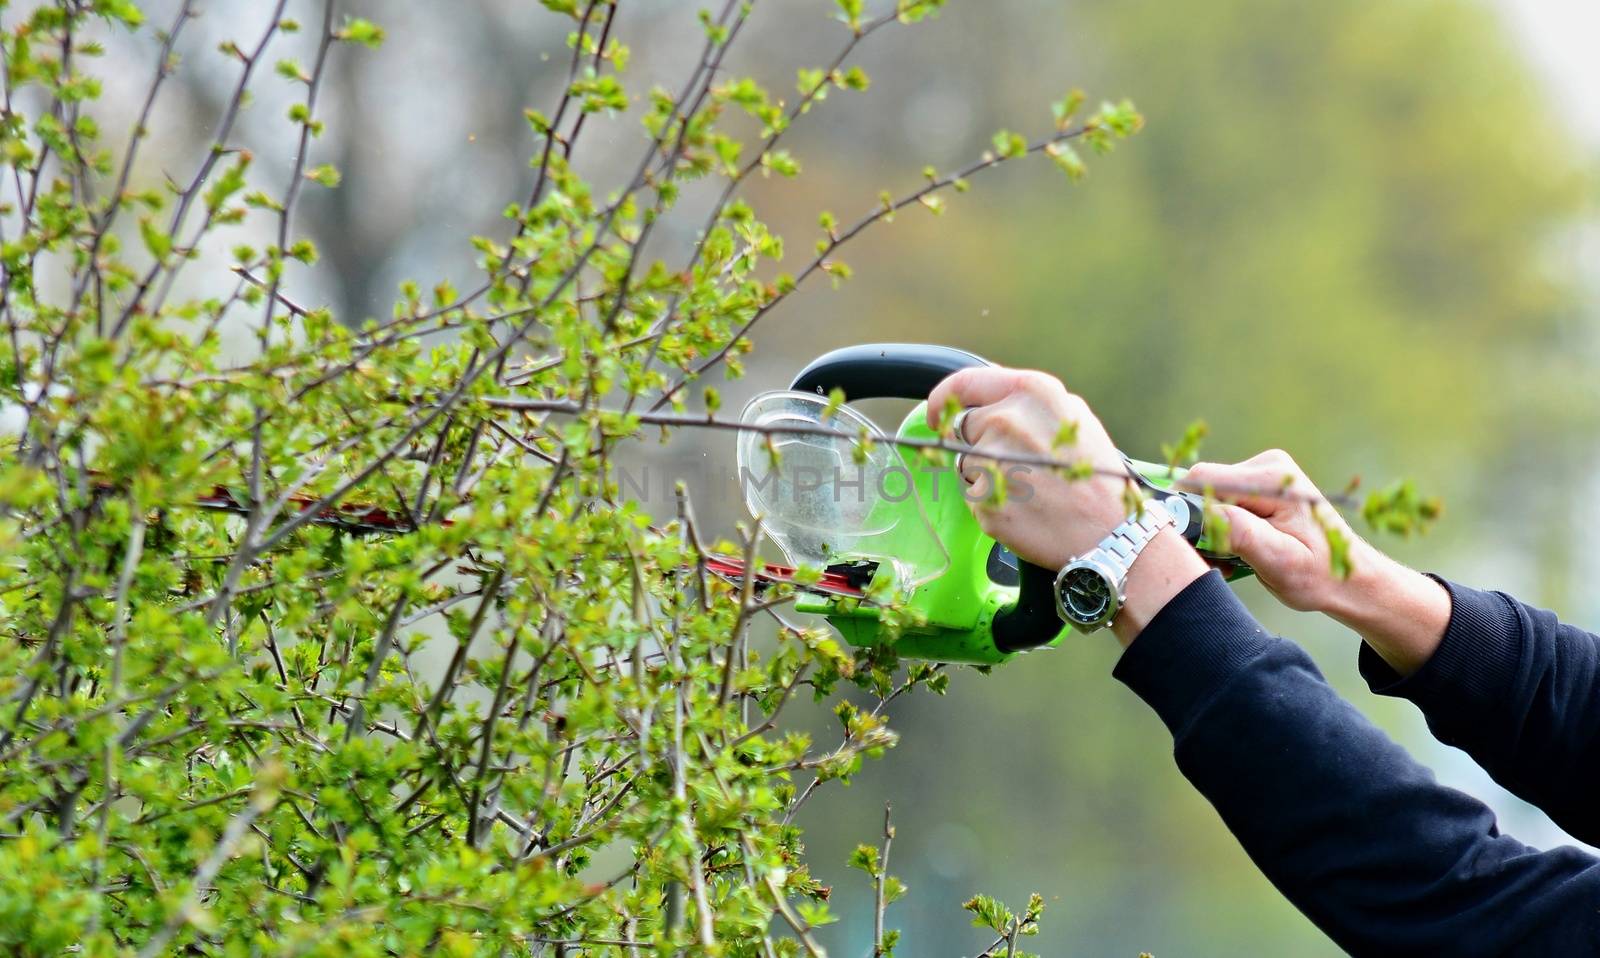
[0, 1, 1142, 953]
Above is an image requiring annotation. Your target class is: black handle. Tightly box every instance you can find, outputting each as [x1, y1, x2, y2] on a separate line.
[792, 343, 1063, 653]
[790, 343, 992, 399]
[991, 559, 1061, 653]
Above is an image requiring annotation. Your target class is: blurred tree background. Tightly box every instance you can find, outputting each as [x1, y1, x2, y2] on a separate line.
[748, 1, 1598, 954]
[98, 0, 1596, 952]
[721, 0, 1597, 952]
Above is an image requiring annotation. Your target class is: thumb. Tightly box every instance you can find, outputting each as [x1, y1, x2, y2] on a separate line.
[1214, 502, 1283, 568]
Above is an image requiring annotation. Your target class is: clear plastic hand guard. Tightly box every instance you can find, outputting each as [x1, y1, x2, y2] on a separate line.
[735, 391, 948, 591]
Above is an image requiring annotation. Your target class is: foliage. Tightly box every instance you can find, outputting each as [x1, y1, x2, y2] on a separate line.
[961, 891, 1045, 958]
[0, 1, 1144, 953]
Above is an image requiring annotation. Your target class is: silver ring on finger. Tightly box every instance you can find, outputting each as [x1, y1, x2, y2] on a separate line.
[950, 408, 976, 482]
[950, 408, 974, 445]
[956, 450, 982, 485]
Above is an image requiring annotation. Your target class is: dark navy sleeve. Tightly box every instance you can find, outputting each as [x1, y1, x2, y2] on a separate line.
[1114, 571, 1600, 957]
[1359, 577, 1600, 846]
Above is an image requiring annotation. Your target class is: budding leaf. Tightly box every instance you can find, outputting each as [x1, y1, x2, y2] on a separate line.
[306, 164, 341, 188]
[1046, 142, 1087, 182]
[797, 68, 828, 99]
[761, 149, 800, 177]
[1362, 479, 1442, 537]
[840, 66, 870, 90]
[992, 129, 1028, 159]
[1201, 495, 1232, 555]
[963, 894, 1014, 934]
[337, 18, 385, 48]
[848, 844, 880, 876]
[139, 218, 171, 261]
[1052, 420, 1079, 449]
[1051, 88, 1086, 128]
[1161, 419, 1209, 470]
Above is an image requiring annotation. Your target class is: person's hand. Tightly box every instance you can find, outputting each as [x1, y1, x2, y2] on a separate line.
[926, 367, 1126, 569]
[1183, 450, 1450, 675]
[927, 366, 1209, 646]
[1182, 450, 1359, 613]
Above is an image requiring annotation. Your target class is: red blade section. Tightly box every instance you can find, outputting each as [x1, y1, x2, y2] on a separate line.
[148, 478, 865, 598]
[190, 485, 433, 534]
[702, 554, 868, 599]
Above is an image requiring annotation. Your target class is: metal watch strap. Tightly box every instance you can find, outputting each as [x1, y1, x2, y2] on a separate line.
[1093, 500, 1176, 582]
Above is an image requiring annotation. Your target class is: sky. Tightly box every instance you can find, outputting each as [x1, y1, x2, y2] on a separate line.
[1497, 0, 1600, 146]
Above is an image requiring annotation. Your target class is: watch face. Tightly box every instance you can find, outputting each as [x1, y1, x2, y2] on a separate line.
[1059, 566, 1114, 623]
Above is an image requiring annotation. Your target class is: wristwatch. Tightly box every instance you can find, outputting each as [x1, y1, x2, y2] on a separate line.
[1054, 499, 1178, 633]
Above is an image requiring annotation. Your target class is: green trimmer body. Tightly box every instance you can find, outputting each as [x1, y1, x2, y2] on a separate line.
[737, 344, 1244, 666]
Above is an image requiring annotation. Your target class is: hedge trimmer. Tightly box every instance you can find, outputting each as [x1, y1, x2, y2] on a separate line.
[713, 343, 1246, 664]
[154, 343, 1244, 665]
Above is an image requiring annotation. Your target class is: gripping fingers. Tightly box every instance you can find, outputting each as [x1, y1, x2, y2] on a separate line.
[1183, 459, 1305, 517]
[928, 368, 1028, 429]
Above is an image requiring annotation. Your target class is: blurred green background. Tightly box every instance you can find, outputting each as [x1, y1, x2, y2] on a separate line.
[726, 1, 1600, 953]
[729, 3, 1598, 951]
[129, 0, 1599, 951]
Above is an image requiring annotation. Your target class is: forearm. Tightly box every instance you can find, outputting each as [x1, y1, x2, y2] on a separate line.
[1292, 533, 1600, 842]
[1355, 574, 1600, 844]
[1111, 526, 1209, 647]
[1321, 541, 1451, 676]
[1117, 573, 1600, 956]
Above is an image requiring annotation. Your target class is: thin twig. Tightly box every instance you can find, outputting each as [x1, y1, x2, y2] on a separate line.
[873, 803, 895, 957]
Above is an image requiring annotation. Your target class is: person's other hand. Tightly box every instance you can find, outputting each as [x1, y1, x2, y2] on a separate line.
[1182, 450, 1358, 613]
[1183, 450, 1449, 674]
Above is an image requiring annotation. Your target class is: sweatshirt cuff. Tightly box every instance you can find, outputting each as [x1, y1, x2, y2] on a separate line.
[1113, 570, 1272, 737]
[1357, 575, 1524, 713]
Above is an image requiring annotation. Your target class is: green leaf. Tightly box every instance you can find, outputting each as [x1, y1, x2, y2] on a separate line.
[884, 875, 907, 904]
[95, 0, 145, 27]
[796, 900, 838, 927]
[305, 163, 341, 188]
[991, 129, 1028, 159]
[572, 74, 628, 114]
[896, 0, 948, 24]
[1201, 496, 1232, 555]
[287, 238, 318, 264]
[1051, 88, 1086, 128]
[847, 843, 880, 876]
[1045, 141, 1087, 182]
[1160, 419, 1208, 468]
[275, 58, 308, 83]
[1324, 523, 1353, 579]
[138, 217, 171, 260]
[963, 894, 1014, 933]
[759, 149, 799, 179]
[797, 67, 828, 100]
[337, 17, 386, 48]
[1362, 479, 1442, 537]
[203, 155, 252, 213]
